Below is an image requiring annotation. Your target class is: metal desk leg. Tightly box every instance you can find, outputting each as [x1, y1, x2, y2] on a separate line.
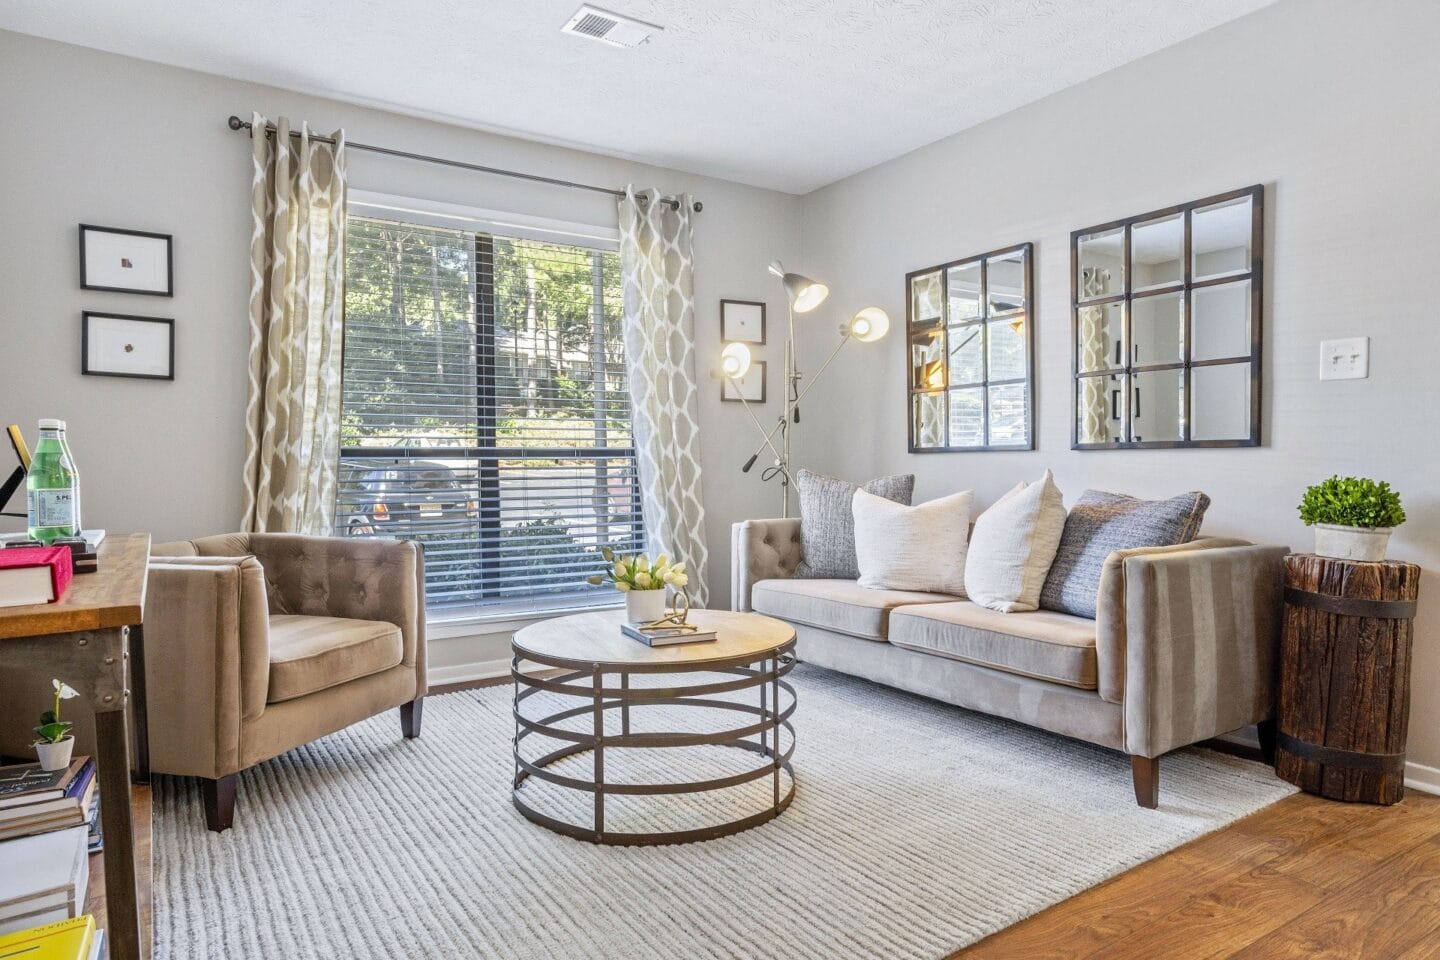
[129, 623, 150, 784]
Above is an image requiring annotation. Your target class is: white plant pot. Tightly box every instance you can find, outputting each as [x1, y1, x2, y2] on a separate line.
[1313, 523, 1393, 562]
[625, 589, 668, 624]
[35, 736, 74, 772]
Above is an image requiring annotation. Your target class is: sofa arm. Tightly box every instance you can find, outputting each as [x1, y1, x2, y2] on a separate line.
[731, 518, 803, 611]
[144, 556, 271, 777]
[1120, 544, 1287, 758]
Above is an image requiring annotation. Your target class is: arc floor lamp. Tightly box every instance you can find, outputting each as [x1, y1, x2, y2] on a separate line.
[721, 261, 890, 517]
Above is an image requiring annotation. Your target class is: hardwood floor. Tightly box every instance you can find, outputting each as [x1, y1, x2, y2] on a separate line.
[952, 789, 1440, 959]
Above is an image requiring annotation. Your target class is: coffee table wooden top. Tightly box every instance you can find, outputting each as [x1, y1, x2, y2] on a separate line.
[513, 608, 795, 670]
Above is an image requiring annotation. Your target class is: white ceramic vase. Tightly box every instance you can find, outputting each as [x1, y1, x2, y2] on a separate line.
[1312, 523, 1393, 562]
[35, 735, 75, 772]
[625, 589, 668, 624]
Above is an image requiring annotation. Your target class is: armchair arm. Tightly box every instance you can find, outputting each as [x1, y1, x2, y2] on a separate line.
[143, 556, 271, 777]
[243, 534, 426, 695]
[731, 518, 803, 612]
[1119, 544, 1287, 758]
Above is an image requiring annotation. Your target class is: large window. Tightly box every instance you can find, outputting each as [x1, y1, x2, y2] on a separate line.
[337, 207, 642, 615]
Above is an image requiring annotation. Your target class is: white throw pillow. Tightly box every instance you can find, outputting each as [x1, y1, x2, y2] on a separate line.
[852, 488, 973, 595]
[964, 470, 1067, 612]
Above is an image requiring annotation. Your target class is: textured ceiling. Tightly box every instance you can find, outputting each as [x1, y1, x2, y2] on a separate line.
[0, 0, 1275, 194]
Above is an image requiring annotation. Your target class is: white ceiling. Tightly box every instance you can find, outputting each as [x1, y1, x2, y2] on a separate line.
[0, 0, 1275, 194]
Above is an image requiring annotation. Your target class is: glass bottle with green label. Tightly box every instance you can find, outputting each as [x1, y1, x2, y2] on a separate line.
[26, 419, 80, 544]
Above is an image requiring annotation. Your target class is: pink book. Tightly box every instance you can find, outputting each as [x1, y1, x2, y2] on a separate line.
[0, 545, 74, 607]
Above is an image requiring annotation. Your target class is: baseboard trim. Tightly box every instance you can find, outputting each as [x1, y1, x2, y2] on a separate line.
[1221, 729, 1440, 797]
[1405, 761, 1440, 796]
[427, 659, 511, 686]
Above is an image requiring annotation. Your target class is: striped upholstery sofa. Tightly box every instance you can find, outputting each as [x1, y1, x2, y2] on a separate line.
[733, 519, 1287, 807]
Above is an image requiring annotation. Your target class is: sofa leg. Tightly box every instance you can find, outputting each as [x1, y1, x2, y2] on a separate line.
[1257, 719, 1278, 766]
[1131, 755, 1160, 809]
[401, 698, 424, 739]
[202, 774, 238, 832]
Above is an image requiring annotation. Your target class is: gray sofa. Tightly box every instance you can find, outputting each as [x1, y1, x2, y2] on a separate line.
[732, 518, 1287, 807]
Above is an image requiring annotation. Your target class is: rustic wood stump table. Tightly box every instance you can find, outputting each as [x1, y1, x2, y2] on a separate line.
[1276, 553, 1420, 805]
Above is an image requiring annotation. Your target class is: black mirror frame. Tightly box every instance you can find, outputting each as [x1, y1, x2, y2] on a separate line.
[905, 241, 1036, 453]
[1069, 184, 1264, 450]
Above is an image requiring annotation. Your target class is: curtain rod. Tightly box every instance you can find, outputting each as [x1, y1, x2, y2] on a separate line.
[226, 115, 701, 212]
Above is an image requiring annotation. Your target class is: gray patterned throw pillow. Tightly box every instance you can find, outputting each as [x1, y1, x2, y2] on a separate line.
[1038, 489, 1210, 618]
[794, 469, 915, 579]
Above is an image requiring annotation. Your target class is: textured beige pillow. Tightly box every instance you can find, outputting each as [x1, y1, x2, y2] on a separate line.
[964, 470, 1067, 612]
[853, 488, 973, 595]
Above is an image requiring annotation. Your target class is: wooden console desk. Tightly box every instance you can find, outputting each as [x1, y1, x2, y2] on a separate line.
[0, 533, 150, 960]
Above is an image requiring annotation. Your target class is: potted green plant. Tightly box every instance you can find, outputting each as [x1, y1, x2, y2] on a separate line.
[587, 546, 689, 623]
[1298, 475, 1406, 562]
[33, 679, 80, 771]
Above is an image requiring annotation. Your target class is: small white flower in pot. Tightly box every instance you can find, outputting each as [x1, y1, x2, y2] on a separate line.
[587, 546, 685, 623]
[33, 679, 80, 771]
[1298, 476, 1406, 562]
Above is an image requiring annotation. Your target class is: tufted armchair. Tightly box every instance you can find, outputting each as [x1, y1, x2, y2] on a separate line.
[145, 533, 426, 831]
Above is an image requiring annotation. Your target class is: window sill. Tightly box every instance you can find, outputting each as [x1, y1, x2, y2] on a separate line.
[426, 599, 624, 639]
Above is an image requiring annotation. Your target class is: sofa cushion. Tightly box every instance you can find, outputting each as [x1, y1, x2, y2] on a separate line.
[267, 614, 404, 704]
[889, 601, 1098, 689]
[1040, 489, 1210, 618]
[964, 470, 1067, 612]
[751, 578, 956, 641]
[794, 469, 915, 579]
[853, 488, 973, 596]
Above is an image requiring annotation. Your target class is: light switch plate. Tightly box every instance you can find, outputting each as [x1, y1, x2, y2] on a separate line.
[1319, 337, 1369, 380]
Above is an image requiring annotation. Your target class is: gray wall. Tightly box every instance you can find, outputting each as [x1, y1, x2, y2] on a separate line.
[0, 30, 801, 642]
[799, 0, 1440, 776]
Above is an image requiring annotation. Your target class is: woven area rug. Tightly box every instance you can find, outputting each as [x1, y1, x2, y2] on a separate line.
[153, 665, 1294, 959]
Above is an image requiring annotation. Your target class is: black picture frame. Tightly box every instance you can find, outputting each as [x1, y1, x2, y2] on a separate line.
[79, 224, 174, 296]
[721, 360, 767, 403]
[81, 311, 176, 381]
[720, 299, 767, 345]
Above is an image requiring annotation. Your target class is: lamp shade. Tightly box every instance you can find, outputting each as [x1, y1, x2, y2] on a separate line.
[768, 260, 829, 313]
[720, 341, 753, 379]
[786, 274, 829, 313]
[845, 307, 891, 343]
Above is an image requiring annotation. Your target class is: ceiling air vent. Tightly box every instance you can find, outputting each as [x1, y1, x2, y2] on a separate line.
[561, 5, 662, 48]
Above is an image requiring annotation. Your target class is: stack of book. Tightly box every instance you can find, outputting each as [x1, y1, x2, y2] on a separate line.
[0, 915, 104, 960]
[0, 827, 90, 937]
[0, 758, 97, 841]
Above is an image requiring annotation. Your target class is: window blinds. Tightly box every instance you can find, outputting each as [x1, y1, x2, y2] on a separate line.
[337, 215, 643, 613]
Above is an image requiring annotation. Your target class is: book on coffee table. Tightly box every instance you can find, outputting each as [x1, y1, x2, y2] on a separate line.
[622, 623, 718, 646]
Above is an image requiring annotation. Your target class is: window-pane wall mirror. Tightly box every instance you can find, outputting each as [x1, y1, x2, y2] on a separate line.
[1071, 185, 1262, 449]
[907, 243, 1034, 452]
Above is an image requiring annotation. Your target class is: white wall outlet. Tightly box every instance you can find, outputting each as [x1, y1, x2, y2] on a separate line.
[1319, 336, 1369, 380]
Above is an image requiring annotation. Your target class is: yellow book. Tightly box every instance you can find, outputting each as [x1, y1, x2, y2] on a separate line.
[0, 915, 94, 960]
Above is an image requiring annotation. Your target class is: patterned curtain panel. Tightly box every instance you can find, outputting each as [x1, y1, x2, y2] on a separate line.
[617, 187, 710, 605]
[1077, 267, 1112, 444]
[241, 113, 348, 534]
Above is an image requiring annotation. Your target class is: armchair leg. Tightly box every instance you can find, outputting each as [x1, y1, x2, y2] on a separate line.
[1257, 719, 1278, 766]
[202, 774, 238, 832]
[1131, 755, 1160, 809]
[401, 698, 424, 739]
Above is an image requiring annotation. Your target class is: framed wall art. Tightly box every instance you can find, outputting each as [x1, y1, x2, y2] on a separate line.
[721, 360, 767, 403]
[82, 311, 175, 381]
[80, 224, 174, 296]
[720, 299, 766, 344]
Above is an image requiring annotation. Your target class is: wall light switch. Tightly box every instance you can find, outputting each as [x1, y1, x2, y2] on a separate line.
[1319, 337, 1369, 381]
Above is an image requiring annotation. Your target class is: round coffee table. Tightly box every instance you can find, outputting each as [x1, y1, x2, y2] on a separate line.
[511, 608, 797, 845]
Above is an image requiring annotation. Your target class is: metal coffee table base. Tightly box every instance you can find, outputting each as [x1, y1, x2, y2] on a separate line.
[512, 640, 797, 846]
